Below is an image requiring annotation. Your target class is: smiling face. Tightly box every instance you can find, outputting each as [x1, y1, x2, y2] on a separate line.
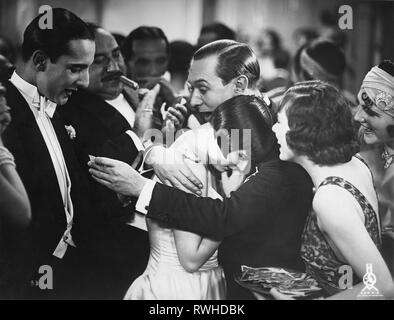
[272, 104, 297, 162]
[87, 29, 126, 100]
[354, 88, 394, 145]
[187, 55, 237, 120]
[36, 39, 95, 105]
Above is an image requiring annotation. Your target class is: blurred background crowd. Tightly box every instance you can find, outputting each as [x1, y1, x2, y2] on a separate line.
[0, 0, 393, 96]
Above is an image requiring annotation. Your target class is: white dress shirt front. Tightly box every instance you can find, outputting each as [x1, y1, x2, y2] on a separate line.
[10, 71, 75, 259]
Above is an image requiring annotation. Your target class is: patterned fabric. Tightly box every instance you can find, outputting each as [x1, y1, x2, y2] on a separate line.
[300, 176, 381, 295]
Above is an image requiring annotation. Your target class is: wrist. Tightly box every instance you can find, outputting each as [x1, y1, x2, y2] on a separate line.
[135, 176, 149, 197]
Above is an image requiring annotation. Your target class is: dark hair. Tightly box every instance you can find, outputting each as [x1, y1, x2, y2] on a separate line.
[378, 60, 394, 137]
[279, 80, 359, 165]
[168, 41, 195, 75]
[21, 8, 94, 62]
[378, 60, 394, 76]
[194, 40, 260, 88]
[112, 32, 125, 48]
[293, 40, 346, 85]
[122, 26, 169, 62]
[200, 23, 235, 41]
[211, 95, 278, 168]
[85, 22, 102, 33]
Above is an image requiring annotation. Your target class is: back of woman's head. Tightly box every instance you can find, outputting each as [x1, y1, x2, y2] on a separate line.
[279, 80, 359, 165]
[211, 95, 278, 167]
[293, 39, 346, 85]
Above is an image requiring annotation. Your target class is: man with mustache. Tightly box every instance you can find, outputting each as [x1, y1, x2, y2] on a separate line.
[60, 24, 187, 298]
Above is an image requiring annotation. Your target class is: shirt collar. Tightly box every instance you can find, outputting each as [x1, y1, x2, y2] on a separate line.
[10, 71, 57, 118]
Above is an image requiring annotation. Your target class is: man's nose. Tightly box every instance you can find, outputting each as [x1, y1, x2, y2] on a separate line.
[190, 89, 202, 110]
[107, 58, 120, 72]
[77, 69, 90, 88]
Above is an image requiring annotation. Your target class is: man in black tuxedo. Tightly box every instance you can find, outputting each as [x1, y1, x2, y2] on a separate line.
[1, 8, 96, 299]
[88, 40, 314, 299]
[59, 25, 155, 299]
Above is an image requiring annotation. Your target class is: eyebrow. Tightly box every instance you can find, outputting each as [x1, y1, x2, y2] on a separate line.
[193, 79, 209, 86]
[66, 63, 89, 68]
[94, 47, 120, 58]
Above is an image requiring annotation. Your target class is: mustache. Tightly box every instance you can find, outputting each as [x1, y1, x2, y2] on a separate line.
[102, 71, 124, 82]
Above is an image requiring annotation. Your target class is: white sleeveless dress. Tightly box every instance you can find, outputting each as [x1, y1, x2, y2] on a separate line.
[124, 219, 226, 300]
[124, 124, 227, 300]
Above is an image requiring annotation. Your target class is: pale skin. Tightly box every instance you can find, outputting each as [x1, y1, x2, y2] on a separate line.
[143, 53, 260, 194]
[88, 134, 247, 272]
[0, 100, 31, 228]
[271, 107, 394, 300]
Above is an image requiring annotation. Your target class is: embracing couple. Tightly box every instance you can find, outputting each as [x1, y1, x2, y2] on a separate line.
[89, 40, 314, 300]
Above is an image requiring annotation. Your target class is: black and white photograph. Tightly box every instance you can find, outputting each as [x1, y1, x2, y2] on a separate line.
[0, 0, 393, 306]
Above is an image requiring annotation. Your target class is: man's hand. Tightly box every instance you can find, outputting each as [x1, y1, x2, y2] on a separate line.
[134, 84, 161, 138]
[146, 145, 203, 195]
[88, 156, 148, 197]
[162, 97, 189, 131]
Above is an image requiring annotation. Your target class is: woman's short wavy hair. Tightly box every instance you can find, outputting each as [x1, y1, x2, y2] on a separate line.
[279, 80, 359, 165]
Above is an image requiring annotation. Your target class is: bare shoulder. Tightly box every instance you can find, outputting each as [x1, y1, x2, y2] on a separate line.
[313, 185, 362, 231]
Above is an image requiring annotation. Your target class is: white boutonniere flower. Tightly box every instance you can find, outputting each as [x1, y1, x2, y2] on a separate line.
[65, 125, 76, 140]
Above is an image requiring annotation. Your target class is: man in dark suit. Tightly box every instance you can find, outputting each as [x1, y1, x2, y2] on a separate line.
[59, 25, 154, 299]
[88, 40, 314, 299]
[1, 8, 95, 299]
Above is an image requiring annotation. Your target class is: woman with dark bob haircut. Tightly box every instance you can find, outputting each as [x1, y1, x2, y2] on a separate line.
[211, 94, 278, 173]
[272, 80, 394, 299]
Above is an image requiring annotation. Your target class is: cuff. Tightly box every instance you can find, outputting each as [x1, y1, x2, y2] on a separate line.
[126, 130, 144, 152]
[135, 179, 156, 215]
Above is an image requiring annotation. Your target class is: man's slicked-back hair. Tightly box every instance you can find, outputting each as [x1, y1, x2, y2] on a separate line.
[85, 22, 102, 34]
[21, 8, 94, 63]
[122, 26, 169, 62]
[193, 40, 260, 88]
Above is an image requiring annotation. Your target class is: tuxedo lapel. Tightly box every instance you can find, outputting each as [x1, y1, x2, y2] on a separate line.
[4, 81, 66, 224]
[73, 90, 131, 133]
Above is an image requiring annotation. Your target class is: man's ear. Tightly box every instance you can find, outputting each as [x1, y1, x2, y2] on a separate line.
[32, 50, 49, 72]
[234, 75, 248, 94]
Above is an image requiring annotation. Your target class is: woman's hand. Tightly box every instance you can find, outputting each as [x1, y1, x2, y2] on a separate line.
[269, 288, 296, 300]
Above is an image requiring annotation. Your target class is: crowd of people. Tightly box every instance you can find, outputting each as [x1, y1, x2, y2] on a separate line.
[0, 7, 393, 300]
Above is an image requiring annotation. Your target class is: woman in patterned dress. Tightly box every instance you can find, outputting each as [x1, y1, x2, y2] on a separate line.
[272, 80, 394, 299]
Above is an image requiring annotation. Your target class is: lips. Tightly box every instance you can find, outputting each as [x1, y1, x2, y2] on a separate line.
[360, 123, 374, 135]
[64, 88, 77, 97]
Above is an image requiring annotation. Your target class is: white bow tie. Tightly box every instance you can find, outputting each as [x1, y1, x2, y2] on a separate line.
[33, 95, 57, 118]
